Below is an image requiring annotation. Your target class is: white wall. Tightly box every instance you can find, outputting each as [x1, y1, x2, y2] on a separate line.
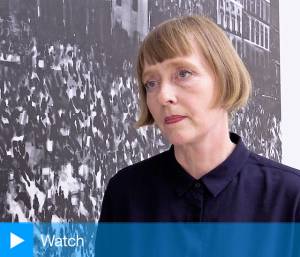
[280, 1, 300, 169]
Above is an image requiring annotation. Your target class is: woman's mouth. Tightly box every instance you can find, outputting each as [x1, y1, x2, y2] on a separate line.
[164, 115, 186, 124]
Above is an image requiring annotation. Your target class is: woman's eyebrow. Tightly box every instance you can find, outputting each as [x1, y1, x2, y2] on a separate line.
[167, 59, 199, 70]
[170, 58, 211, 73]
[142, 59, 200, 79]
[142, 69, 157, 80]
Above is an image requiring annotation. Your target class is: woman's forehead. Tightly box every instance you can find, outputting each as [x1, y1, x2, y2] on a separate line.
[141, 37, 206, 65]
[140, 33, 196, 65]
[143, 56, 192, 71]
[142, 50, 210, 77]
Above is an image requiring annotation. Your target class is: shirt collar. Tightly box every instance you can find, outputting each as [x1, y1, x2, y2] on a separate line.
[166, 132, 250, 198]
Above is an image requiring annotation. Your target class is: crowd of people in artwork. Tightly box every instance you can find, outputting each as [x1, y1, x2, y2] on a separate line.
[0, 11, 281, 225]
[231, 95, 281, 162]
[0, 16, 167, 223]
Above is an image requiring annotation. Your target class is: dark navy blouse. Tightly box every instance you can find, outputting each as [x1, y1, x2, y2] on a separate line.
[99, 133, 300, 222]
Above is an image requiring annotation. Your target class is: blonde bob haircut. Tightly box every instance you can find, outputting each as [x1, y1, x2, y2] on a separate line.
[135, 15, 251, 127]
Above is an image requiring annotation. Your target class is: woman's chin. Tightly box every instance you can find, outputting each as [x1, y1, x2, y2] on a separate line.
[165, 133, 193, 146]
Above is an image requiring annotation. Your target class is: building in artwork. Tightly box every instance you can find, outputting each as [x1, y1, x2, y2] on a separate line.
[269, 0, 280, 99]
[149, 0, 216, 30]
[216, 0, 272, 98]
[217, 0, 243, 56]
[111, 0, 148, 41]
[0, 0, 38, 25]
[35, 0, 111, 45]
[216, 0, 271, 67]
[85, 0, 112, 45]
[242, 0, 270, 69]
[0, 0, 10, 18]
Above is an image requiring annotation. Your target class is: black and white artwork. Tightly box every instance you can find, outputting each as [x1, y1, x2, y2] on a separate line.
[0, 0, 280, 223]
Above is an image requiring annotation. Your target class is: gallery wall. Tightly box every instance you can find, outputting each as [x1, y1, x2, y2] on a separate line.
[280, 0, 300, 169]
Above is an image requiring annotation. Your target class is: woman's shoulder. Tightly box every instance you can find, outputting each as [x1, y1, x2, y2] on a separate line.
[248, 152, 300, 177]
[246, 151, 300, 192]
[109, 148, 171, 187]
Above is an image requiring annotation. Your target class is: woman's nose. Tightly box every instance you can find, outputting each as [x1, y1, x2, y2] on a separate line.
[157, 82, 177, 106]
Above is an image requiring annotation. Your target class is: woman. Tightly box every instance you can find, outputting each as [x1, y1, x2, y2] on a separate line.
[99, 15, 300, 222]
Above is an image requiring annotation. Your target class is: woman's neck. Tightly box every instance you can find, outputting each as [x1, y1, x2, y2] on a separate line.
[174, 126, 236, 179]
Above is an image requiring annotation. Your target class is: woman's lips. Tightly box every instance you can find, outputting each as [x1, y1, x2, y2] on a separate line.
[164, 115, 186, 124]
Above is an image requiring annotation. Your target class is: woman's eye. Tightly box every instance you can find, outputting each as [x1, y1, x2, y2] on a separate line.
[144, 80, 159, 91]
[177, 69, 192, 79]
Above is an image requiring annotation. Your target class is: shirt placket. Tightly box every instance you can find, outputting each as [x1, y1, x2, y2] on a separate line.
[185, 182, 204, 221]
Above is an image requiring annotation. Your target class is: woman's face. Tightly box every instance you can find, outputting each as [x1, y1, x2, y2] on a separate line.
[142, 49, 228, 146]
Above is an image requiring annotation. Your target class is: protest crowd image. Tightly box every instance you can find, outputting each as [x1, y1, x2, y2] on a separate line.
[0, 0, 280, 226]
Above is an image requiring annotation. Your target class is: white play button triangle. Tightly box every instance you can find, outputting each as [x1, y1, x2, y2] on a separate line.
[10, 232, 25, 249]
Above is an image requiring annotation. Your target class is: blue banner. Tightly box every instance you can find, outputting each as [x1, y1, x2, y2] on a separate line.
[1, 222, 300, 257]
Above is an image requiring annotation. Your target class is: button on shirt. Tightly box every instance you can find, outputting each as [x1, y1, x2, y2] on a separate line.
[99, 133, 300, 222]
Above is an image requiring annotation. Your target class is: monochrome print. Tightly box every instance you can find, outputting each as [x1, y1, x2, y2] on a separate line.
[0, 0, 280, 224]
